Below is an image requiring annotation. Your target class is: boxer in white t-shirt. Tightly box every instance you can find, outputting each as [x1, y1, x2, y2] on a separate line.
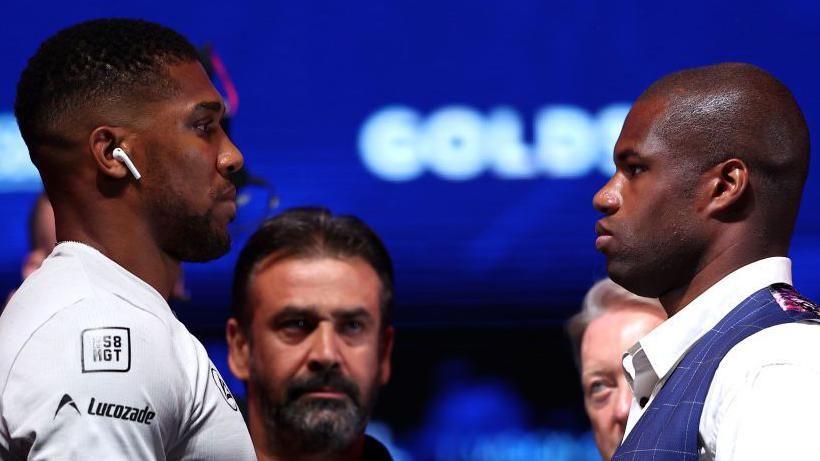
[1, 18, 255, 460]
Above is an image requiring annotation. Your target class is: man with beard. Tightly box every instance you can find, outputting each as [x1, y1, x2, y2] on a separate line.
[226, 208, 395, 461]
[0, 19, 255, 459]
[594, 63, 820, 460]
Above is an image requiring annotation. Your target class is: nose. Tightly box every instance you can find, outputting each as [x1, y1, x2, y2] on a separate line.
[307, 322, 342, 373]
[593, 176, 621, 216]
[217, 136, 244, 177]
[614, 382, 632, 426]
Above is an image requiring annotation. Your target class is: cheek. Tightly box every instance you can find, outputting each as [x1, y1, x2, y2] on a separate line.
[585, 399, 613, 430]
[184, 146, 221, 180]
[623, 199, 685, 249]
[250, 336, 305, 388]
[344, 345, 382, 385]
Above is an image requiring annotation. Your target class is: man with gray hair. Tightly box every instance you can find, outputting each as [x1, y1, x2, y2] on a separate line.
[567, 279, 665, 461]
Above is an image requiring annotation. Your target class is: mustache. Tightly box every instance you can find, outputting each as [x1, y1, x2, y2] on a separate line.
[285, 370, 361, 406]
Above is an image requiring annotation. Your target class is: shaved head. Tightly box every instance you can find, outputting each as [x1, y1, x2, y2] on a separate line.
[638, 63, 809, 241]
[594, 63, 811, 305]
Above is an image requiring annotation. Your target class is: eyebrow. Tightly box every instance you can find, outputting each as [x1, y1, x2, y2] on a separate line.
[581, 367, 609, 379]
[614, 149, 641, 162]
[271, 305, 373, 322]
[193, 100, 225, 117]
[332, 307, 373, 322]
[272, 306, 317, 322]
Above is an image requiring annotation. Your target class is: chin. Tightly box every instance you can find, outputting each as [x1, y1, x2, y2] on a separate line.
[190, 237, 231, 261]
[594, 436, 616, 461]
[170, 227, 231, 262]
[606, 261, 658, 298]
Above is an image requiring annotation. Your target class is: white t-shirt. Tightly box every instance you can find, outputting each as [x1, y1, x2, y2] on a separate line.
[0, 242, 256, 460]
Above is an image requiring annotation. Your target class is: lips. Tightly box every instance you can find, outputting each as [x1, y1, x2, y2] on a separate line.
[595, 221, 614, 252]
[299, 386, 351, 401]
[304, 387, 348, 398]
[216, 186, 238, 222]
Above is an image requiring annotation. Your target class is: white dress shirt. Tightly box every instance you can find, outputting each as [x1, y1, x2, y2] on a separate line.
[621, 257, 820, 461]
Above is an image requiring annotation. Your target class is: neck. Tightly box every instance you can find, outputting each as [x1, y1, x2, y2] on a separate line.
[52, 191, 179, 300]
[248, 395, 365, 461]
[659, 233, 787, 316]
[256, 436, 365, 461]
[257, 444, 365, 461]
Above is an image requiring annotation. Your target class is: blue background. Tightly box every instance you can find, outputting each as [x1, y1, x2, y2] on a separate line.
[1, 1, 819, 459]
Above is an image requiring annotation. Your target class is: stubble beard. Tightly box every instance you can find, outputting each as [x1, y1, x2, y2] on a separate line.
[608, 219, 703, 299]
[148, 187, 231, 262]
[141, 146, 232, 262]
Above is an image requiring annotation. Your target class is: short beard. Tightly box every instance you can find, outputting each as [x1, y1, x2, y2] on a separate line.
[149, 191, 231, 262]
[254, 368, 374, 455]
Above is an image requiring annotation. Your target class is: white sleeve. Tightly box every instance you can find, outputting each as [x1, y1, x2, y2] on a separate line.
[714, 363, 820, 461]
[1, 302, 187, 460]
[166, 335, 256, 461]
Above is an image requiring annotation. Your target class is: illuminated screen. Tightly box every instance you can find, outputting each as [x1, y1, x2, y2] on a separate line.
[3, 2, 820, 459]
[2, 1, 820, 332]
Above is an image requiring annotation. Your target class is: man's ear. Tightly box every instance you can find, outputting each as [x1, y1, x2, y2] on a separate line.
[89, 126, 132, 180]
[226, 318, 251, 381]
[378, 326, 395, 386]
[701, 158, 749, 217]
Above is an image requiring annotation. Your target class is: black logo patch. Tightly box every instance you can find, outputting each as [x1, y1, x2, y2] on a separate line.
[81, 327, 131, 373]
[54, 394, 81, 419]
[210, 366, 238, 411]
[87, 397, 155, 425]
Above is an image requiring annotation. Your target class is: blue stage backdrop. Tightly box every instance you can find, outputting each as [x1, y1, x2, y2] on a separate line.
[3, 2, 820, 459]
[2, 1, 820, 333]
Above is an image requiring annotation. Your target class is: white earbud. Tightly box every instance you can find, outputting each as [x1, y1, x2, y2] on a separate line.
[112, 147, 142, 181]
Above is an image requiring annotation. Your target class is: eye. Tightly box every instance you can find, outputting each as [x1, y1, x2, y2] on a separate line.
[589, 381, 606, 395]
[281, 318, 313, 334]
[194, 120, 215, 136]
[627, 164, 647, 177]
[584, 379, 613, 404]
[341, 320, 365, 335]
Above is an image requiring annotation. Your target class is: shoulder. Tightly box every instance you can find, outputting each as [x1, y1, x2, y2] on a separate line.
[714, 283, 820, 382]
[720, 321, 820, 376]
[0, 256, 93, 396]
[707, 322, 820, 406]
[0, 296, 195, 457]
[4, 249, 93, 320]
[0, 292, 190, 418]
[700, 322, 820, 456]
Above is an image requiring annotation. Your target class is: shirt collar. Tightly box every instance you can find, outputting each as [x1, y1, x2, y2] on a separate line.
[623, 257, 792, 393]
[52, 241, 171, 317]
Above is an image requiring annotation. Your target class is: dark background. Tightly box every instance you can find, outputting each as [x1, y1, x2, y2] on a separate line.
[2, 1, 819, 459]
